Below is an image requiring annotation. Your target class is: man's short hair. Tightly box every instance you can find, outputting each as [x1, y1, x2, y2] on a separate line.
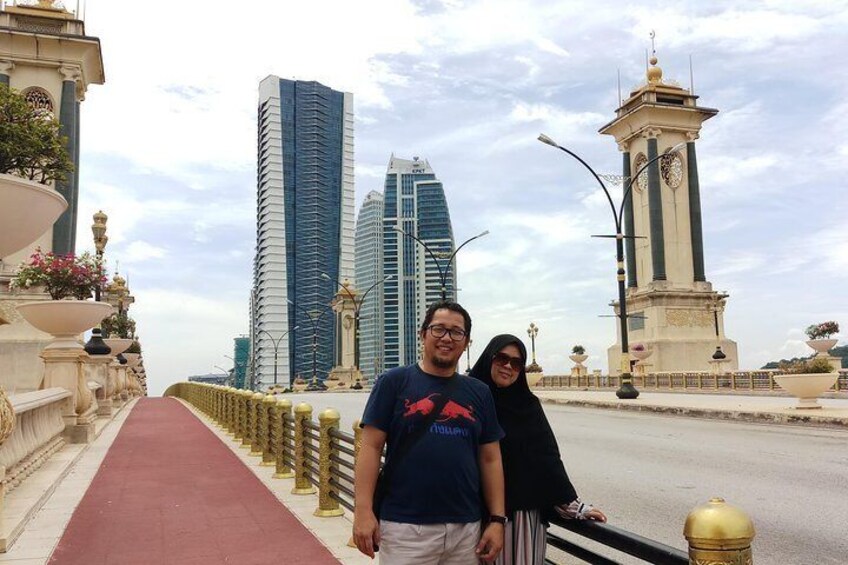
[419, 301, 472, 336]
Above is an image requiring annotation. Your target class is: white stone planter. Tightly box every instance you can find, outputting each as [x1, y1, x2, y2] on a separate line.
[569, 354, 588, 365]
[773, 373, 839, 409]
[0, 174, 68, 258]
[806, 339, 838, 356]
[630, 349, 653, 361]
[123, 353, 141, 368]
[16, 300, 113, 350]
[103, 338, 133, 356]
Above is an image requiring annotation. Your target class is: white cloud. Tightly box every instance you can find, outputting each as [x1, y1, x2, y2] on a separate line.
[123, 241, 166, 263]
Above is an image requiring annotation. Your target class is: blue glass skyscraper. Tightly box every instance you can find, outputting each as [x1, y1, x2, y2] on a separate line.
[253, 76, 354, 388]
[382, 156, 456, 369]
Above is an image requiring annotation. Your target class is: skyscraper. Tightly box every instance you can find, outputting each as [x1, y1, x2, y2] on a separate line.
[253, 76, 354, 388]
[382, 156, 456, 369]
[354, 190, 384, 381]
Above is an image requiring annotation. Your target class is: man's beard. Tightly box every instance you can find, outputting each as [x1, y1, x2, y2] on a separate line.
[430, 352, 456, 370]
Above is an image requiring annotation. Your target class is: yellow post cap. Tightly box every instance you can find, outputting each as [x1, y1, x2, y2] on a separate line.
[684, 497, 755, 550]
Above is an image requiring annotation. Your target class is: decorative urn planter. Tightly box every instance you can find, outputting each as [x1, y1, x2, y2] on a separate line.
[0, 174, 68, 258]
[806, 339, 838, 356]
[122, 353, 141, 368]
[630, 348, 653, 361]
[16, 300, 113, 350]
[773, 373, 839, 409]
[569, 354, 588, 365]
[103, 338, 134, 357]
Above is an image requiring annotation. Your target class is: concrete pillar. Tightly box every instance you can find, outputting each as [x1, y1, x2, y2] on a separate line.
[687, 135, 706, 282]
[622, 148, 637, 288]
[645, 132, 666, 280]
[52, 66, 81, 255]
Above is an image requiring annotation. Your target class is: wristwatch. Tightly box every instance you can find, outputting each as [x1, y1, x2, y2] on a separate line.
[489, 515, 507, 525]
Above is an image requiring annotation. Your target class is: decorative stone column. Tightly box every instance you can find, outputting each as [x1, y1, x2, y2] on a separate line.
[328, 280, 361, 387]
[686, 132, 706, 283]
[644, 128, 666, 281]
[52, 65, 82, 255]
[0, 60, 13, 85]
[621, 142, 637, 288]
[41, 349, 97, 443]
[83, 354, 113, 416]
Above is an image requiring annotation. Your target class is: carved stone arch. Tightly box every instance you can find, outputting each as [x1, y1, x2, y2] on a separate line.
[22, 87, 55, 118]
[633, 153, 648, 193]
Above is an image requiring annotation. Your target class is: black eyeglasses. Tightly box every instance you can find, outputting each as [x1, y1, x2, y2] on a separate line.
[427, 325, 467, 341]
[492, 351, 524, 372]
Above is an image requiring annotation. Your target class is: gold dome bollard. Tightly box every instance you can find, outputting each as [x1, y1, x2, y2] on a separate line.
[291, 403, 316, 495]
[684, 497, 755, 565]
[249, 392, 265, 455]
[273, 399, 294, 479]
[259, 395, 277, 466]
[315, 408, 344, 517]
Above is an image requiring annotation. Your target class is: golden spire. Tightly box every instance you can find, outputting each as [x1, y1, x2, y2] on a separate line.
[646, 30, 663, 84]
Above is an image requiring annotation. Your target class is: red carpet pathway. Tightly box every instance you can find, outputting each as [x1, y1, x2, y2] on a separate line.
[49, 397, 341, 565]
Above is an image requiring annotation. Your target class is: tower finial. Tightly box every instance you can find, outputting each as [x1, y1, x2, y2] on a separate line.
[647, 30, 663, 84]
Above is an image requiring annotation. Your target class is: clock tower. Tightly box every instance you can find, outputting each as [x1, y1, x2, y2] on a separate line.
[599, 53, 738, 374]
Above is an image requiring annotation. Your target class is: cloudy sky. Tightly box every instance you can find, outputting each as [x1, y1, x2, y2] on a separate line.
[69, 0, 847, 396]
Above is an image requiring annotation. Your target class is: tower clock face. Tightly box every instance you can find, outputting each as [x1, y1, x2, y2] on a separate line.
[633, 154, 648, 192]
[661, 151, 684, 189]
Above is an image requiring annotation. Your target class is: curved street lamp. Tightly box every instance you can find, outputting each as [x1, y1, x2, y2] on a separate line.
[538, 133, 684, 399]
[321, 273, 393, 372]
[392, 227, 489, 301]
[287, 299, 334, 387]
[257, 326, 299, 388]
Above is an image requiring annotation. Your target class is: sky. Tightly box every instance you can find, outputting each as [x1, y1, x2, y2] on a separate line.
[65, 0, 847, 396]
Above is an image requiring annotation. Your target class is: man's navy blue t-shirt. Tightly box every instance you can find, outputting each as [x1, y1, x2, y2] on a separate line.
[361, 364, 504, 524]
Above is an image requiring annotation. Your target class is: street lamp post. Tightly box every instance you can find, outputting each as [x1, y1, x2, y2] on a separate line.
[465, 338, 473, 373]
[213, 365, 231, 385]
[321, 273, 393, 373]
[538, 133, 685, 399]
[287, 300, 334, 388]
[392, 227, 489, 301]
[527, 323, 539, 365]
[91, 210, 108, 302]
[257, 327, 299, 388]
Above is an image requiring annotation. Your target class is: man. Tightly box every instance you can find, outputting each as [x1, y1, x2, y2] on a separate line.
[353, 301, 506, 564]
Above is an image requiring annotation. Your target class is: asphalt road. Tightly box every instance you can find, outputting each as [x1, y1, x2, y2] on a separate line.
[294, 391, 848, 565]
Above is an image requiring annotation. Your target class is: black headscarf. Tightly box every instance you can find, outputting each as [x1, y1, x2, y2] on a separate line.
[470, 334, 577, 516]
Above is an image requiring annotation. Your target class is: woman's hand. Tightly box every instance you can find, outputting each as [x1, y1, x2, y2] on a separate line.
[584, 507, 607, 522]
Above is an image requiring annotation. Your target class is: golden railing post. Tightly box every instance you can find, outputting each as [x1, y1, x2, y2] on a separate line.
[224, 388, 236, 435]
[237, 390, 251, 444]
[346, 418, 363, 548]
[684, 497, 755, 565]
[315, 408, 344, 517]
[259, 394, 276, 465]
[292, 403, 316, 495]
[249, 392, 265, 455]
[273, 399, 294, 479]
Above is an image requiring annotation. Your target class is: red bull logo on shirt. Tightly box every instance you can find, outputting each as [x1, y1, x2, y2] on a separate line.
[402, 394, 476, 437]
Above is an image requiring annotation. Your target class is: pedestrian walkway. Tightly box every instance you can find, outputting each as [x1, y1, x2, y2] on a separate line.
[47, 397, 340, 565]
[535, 390, 848, 428]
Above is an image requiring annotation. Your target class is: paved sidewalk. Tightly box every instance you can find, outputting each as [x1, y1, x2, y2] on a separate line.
[48, 398, 340, 565]
[535, 390, 848, 428]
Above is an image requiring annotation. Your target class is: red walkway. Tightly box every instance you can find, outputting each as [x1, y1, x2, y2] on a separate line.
[49, 397, 340, 565]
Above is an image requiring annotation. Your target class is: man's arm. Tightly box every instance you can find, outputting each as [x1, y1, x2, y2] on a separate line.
[353, 425, 387, 559]
[476, 441, 505, 562]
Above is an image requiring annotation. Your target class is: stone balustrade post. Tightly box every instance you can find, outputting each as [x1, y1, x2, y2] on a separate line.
[224, 388, 236, 435]
[273, 399, 294, 479]
[235, 390, 249, 442]
[315, 408, 344, 517]
[684, 497, 754, 565]
[292, 403, 316, 495]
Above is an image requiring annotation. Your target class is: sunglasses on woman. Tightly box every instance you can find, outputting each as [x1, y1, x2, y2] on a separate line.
[492, 351, 524, 372]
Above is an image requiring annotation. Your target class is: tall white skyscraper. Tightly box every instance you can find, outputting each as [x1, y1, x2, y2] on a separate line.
[354, 191, 384, 381]
[253, 76, 354, 389]
[382, 156, 456, 369]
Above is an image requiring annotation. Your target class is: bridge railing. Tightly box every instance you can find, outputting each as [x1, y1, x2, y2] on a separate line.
[165, 382, 756, 565]
[539, 369, 848, 393]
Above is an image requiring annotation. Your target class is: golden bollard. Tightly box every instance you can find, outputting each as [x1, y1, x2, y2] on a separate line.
[684, 497, 755, 565]
[259, 394, 276, 465]
[315, 408, 344, 517]
[273, 399, 294, 479]
[291, 403, 316, 495]
[249, 392, 265, 455]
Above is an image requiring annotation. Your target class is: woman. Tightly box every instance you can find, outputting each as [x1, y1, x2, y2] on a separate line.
[470, 334, 606, 565]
